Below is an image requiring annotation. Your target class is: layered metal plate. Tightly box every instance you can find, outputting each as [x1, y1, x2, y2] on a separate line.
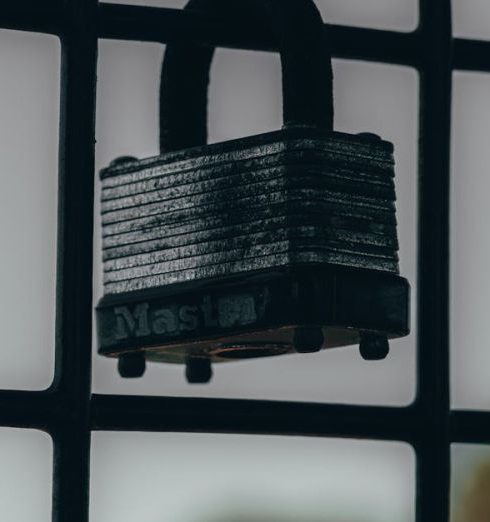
[99, 127, 400, 294]
[100, 126, 394, 188]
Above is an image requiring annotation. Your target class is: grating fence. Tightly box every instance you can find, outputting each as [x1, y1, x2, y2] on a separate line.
[0, 1, 487, 520]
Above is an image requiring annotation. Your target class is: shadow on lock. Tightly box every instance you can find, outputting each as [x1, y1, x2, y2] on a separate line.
[96, 0, 410, 384]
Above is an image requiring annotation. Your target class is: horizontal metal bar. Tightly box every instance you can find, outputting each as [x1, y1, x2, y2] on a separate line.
[3, 389, 490, 447]
[0, 3, 489, 73]
[0, 1, 61, 34]
[450, 410, 490, 444]
[95, 4, 490, 72]
[98, 4, 272, 48]
[0, 390, 57, 430]
[98, 3, 419, 66]
[329, 25, 420, 65]
[453, 38, 490, 72]
[4, 390, 490, 446]
[91, 394, 418, 441]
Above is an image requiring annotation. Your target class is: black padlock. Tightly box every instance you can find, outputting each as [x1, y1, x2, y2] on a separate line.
[96, 0, 410, 383]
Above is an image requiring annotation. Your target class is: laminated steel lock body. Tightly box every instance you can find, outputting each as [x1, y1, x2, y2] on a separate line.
[96, 0, 410, 382]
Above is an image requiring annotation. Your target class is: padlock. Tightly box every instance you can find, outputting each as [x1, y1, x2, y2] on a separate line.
[96, 0, 410, 384]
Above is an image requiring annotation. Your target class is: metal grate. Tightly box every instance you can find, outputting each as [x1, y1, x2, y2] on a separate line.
[0, 1, 487, 520]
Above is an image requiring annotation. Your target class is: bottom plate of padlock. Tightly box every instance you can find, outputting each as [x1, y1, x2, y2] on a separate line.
[142, 326, 358, 364]
[97, 264, 410, 365]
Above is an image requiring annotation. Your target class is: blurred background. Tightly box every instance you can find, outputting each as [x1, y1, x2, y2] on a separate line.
[0, 0, 489, 520]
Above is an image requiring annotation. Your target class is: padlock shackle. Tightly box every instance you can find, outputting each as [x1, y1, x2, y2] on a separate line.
[159, 0, 333, 153]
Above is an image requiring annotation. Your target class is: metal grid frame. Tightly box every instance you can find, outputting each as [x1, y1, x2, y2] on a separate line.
[0, 1, 486, 520]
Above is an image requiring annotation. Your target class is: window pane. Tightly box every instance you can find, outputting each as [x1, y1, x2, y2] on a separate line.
[451, 72, 490, 409]
[106, 0, 418, 32]
[451, 444, 490, 521]
[0, 428, 52, 521]
[91, 433, 415, 522]
[94, 43, 418, 406]
[452, 0, 490, 40]
[95, 40, 161, 168]
[208, 49, 281, 143]
[0, 31, 59, 389]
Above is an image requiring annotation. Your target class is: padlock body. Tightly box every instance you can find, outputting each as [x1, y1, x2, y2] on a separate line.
[98, 126, 408, 363]
[100, 127, 398, 291]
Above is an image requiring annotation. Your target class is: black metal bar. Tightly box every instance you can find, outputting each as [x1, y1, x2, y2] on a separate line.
[91, 394, 419, 441]
[98, 3, 419, 66]
[415, 1, 452, 521]
[95, 4, 490, 73]
[0, 1, 61, 34]
[2, 3, 490, 70]
[0, 391, 56, 430]
[328, 25, 420, 65]
[6, 389, 490, 448]
[98, 4, 270, 48]
[453, 38, 490, 71]
[450, 411, 490, 444]
[50, 0, 98, 521]
[4, 388, 490, 448]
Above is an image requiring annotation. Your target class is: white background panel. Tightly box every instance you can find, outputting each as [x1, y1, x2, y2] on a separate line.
[451, 72, 490, 409]
[0, 428, 52, 521]
[91, 433, 415, 522]
[0, 31, 59, 390]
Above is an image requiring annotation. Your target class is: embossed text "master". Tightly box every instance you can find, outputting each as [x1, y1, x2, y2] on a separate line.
[114, 294, 258, 340]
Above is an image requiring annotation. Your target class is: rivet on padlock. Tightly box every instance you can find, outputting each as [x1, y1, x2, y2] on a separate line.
[359, 333, 390, 361]
[293, 327, 324, 353]
[96, 0, 410, 384]
[118, 352, 146, 378]
[356, 132, 382, 141]
[109, 156, 138, 168]
[185, 358, 213, 384]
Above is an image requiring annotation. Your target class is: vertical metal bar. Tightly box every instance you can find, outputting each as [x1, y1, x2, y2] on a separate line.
[51, 1, 97, 521]
[416, 1, 452, 521]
